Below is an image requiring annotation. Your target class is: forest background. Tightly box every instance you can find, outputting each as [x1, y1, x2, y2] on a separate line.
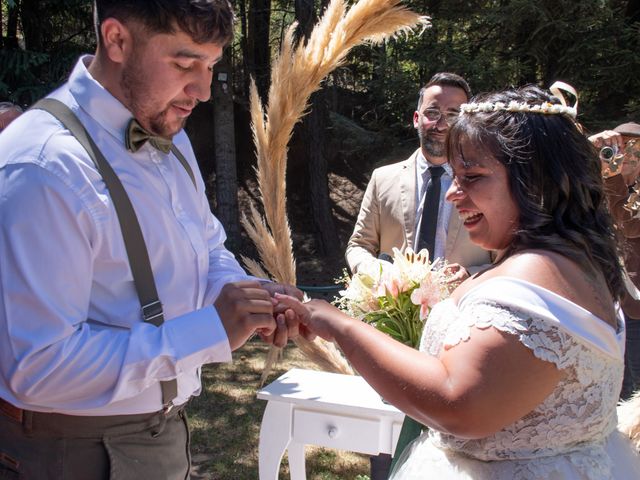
[2, 0, 640, 286]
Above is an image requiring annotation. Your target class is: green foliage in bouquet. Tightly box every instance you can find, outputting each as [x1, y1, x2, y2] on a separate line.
[335, 248, 454, 349]
[362, 280, 424, 348]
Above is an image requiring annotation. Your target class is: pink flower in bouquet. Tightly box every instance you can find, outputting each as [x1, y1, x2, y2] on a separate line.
[376, 270, 410, 298]
[410, 273, 444, 320]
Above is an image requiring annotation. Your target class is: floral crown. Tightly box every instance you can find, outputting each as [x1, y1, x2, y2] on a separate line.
[459, 81, 578, 119]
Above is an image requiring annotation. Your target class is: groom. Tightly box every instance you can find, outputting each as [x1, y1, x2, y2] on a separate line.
[0, 1, 300, 478]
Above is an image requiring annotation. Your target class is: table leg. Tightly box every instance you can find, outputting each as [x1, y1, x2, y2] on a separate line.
[287, 442, 306, 480]
[259, 401, 293, 480]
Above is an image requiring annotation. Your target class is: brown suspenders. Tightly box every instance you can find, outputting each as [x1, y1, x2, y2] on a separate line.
[31, 98, 197, 410]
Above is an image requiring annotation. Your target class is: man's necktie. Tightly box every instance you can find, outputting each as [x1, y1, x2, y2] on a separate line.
[416, 166, 445, 261]
[125, 118, 173, 154]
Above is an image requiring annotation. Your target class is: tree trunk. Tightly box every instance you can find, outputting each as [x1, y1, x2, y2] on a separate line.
[237, 0, 251, 99]
[295, 0, 340, 256]
[304, 91, 339, 256]
[212, 57, 240, 252]
[20, 0, 49, 51]
[626, 0, 640, 23]
[248, 0, 271, 101]
[294, 0, 315, 38]
[5, 0, 20, 49]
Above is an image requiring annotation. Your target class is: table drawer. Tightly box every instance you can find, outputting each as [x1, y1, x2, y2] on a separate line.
[292, 409, 381, 454]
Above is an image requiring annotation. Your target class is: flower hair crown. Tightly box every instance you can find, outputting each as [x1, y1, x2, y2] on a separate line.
[460, 81, 578, 119]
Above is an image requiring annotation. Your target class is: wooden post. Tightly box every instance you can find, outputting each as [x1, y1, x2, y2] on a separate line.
[212, 57, 240, 251]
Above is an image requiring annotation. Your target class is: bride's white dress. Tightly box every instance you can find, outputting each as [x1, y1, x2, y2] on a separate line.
[390, 277, 640, 479]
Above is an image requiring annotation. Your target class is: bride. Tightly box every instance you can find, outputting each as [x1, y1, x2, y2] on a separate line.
[277, 85, 640, 478]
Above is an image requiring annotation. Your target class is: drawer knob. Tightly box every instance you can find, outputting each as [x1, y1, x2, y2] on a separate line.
[327, 426, 338, 439]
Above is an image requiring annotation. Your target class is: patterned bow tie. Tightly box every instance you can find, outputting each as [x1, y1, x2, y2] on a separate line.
[125, 118, 173, 154]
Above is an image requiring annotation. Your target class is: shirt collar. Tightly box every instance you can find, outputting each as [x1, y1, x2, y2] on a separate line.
[417, 149, 452, 177]
[68, 55, 133, 147]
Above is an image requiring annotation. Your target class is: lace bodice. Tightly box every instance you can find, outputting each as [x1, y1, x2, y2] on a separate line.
[415, 277, 626, 479]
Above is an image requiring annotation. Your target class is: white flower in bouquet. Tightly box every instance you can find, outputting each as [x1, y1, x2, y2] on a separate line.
[336, 258, 389, 317]
[335, 247, 454, 348]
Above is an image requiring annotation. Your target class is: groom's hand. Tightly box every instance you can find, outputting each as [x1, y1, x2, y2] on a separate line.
[261, 282, 304, 301]
[214, 281, 276, 351]
[260, 283, 315, 346]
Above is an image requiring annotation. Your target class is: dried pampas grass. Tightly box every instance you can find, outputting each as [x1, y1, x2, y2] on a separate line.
[618, 390, 640, 452]
[243, 0, 429, 384]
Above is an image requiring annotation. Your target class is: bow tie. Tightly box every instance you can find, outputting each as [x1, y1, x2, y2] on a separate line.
[125, 118, 173, 154]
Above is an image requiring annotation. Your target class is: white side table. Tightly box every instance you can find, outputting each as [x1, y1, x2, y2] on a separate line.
[256, 368, 405, 480]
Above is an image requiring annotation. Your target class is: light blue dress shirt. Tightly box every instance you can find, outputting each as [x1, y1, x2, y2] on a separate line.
[414, 151, 453, 261]
[0, 56, 250, 415]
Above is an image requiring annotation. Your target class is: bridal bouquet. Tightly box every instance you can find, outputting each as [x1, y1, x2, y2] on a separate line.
[335, 248, 454, 348]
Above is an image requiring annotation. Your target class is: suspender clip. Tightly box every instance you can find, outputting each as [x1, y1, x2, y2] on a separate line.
[162, 401, 175, 415]
[142, 300, 164, 325]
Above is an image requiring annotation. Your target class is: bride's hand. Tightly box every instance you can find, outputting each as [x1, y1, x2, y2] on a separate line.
[274, 294, 349, 342]
[444, 263, 469, 287]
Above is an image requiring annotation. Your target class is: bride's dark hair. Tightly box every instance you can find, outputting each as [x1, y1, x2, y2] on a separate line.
[446, 85, 624, 300]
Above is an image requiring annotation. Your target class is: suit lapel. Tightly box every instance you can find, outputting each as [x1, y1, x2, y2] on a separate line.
[445, 206, 462, 257]
[401, 150, 420, 248]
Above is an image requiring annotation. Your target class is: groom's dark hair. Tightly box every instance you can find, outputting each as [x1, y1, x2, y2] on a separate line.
[94, 0, 234, 46]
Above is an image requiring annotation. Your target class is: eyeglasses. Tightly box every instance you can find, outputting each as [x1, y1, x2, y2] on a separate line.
[420, 108, 460, 125]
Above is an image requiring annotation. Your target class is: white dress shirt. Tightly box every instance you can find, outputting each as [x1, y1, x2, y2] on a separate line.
[0, 56, 250, 415]
[414, 150, 453, 261]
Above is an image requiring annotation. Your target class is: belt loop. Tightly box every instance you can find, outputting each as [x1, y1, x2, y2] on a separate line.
[151, 412, 168, 438]
[22, 409, 33, 435]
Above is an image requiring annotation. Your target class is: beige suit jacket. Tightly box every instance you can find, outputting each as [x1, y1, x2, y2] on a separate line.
[346, 149, 492, 273]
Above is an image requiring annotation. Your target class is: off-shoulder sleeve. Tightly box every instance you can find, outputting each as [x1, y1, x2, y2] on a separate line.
[454, 300, 588, 372]
[440, 277, 624, 384]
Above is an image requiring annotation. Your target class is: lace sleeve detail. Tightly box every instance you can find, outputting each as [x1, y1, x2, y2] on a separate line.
[444, 300, 586, 374]
[414, 284, 626, 477]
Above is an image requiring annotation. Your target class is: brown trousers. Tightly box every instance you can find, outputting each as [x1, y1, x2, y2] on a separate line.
[0, 405, 191, 479]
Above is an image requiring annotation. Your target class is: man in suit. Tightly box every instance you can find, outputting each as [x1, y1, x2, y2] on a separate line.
[346, 72, 491, 279]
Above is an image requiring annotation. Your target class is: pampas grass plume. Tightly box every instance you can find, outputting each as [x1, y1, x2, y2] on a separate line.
[244, 0, 429, 382]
